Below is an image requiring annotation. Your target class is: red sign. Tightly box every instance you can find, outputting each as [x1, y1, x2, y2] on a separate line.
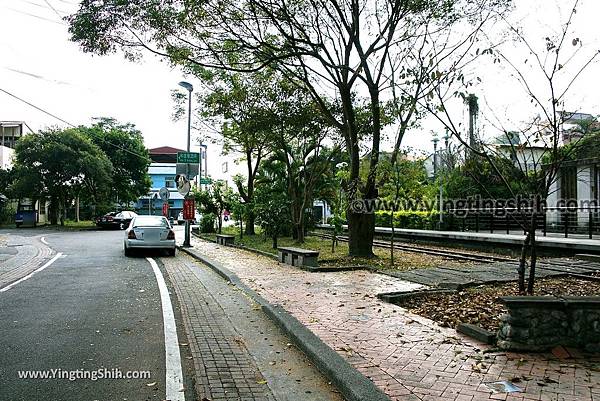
[162, 203, 169, 217]
[183, 198, 196, 220]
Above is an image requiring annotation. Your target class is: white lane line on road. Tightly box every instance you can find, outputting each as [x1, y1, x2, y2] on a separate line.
[40, 236, 49, 246]
[146, 257, 185, 401]
[0, 253, 63, 293]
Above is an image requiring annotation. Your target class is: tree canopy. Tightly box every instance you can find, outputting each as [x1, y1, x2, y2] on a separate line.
[80, 117, 151, 206]
[12, 128, 113, 224]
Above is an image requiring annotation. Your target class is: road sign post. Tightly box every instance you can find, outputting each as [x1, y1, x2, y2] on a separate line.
[159, 187, 170, 201]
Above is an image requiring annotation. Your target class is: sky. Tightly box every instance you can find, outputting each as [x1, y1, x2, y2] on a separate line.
[1, 0, 600, 170]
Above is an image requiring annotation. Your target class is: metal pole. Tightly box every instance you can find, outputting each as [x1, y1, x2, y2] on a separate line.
[204, 145, 208, 190]
[184, 86, 192, 247]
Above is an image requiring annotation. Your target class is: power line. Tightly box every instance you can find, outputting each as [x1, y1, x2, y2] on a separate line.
[1, 6, 64, 25]
[0, 87, 149, 160]
[42, 0, 63, 19]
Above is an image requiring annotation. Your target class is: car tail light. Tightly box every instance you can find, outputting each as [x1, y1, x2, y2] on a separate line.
[127, 230, 137, 239]
[107, 216, 113, 221]
[167, 230, 175, 240]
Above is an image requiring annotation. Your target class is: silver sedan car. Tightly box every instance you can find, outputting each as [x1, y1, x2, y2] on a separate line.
[124, 215, 176, 256]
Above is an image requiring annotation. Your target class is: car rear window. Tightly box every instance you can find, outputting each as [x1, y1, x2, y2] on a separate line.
[132, 216, 170, 227]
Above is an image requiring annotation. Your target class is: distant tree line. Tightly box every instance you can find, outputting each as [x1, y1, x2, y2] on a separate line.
[2, 118, 151, 225]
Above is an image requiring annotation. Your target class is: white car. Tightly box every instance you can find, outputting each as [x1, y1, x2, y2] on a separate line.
[124, 216, 176, 256]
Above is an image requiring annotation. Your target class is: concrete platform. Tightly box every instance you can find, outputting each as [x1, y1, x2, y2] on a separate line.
[317, 224, 600, 254]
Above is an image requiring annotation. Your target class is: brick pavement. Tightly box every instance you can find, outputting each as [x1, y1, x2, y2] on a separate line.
[190, 237, 600, 401]
[0, 234, 54, 288]
[160, 254, 344, 401]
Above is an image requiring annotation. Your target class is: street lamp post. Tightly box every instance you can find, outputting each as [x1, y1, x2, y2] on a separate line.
[179, 81, 193, 247]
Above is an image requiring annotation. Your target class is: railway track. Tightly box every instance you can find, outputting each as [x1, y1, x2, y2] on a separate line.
[310, 232, 513, 264]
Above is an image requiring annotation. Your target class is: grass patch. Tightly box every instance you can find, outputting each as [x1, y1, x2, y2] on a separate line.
[200, 226, 454, 270]
[41, 220, 97, 231]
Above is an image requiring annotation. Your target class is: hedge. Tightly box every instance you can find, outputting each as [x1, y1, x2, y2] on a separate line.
[375, 210, 439, 230]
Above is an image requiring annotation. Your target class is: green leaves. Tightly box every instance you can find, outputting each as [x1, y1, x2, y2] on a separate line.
[12, 127, 113, 206]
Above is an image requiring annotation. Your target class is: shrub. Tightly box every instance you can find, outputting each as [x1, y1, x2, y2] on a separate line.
[0, 204, 16, 225]
[375, 210, 439, 230]
[200, 213, 216, 233]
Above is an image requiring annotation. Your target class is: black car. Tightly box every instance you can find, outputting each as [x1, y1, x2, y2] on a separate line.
[96, 211, 138, 229]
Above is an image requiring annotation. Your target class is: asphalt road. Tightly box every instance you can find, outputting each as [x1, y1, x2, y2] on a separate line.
[0, 229, 176, 401]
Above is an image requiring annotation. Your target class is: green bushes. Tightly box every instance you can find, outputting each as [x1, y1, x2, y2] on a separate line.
[0, 204, 16, 225]
[200, 213, 216, 233]
[375, 210, 439, 230]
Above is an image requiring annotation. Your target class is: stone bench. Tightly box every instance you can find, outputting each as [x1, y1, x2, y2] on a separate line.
[277, 247, 319, 267]
[216, 234, 235, 246]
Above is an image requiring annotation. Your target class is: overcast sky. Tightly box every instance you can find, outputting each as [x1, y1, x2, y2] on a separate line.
[1, 0, 599, 164]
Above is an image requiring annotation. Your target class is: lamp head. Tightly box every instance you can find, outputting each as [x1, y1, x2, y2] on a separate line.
[178, 81, 193, 92]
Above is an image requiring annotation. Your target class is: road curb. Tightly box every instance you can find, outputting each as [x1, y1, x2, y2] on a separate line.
[179, 246, 391, 401]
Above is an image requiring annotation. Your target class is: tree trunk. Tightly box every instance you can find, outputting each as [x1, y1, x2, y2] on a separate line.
[60, 196, 65, 226]
[272, 235, 278, 249]
[239, 218, 243, 239]
[331, 224, 336, 253]
[49, 196, 58, 225]
[390, 210, 395, 267]
[75, 196, 80, 222]
[295, 208, 305, 243]
[517, 231, 531, 293]
[347, 211, 375, 257]
[218, 214, 223, 234]
[296, 223, 305, 243]
[527, 214, 538, 295]
[244, 210, 255, 235]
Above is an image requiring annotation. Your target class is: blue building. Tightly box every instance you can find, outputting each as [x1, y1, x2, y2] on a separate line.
[136, 146, 186, 218]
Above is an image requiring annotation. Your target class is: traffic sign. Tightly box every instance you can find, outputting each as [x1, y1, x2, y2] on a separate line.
[183, 198, 196, 220]
[175, 174, 191, 196]
[200, 177, 212, 185]
[162, 203, 169, 217]
[159, 187, 170, 201]
[176, 163, 199, 177]
[177, 152, 200, 164]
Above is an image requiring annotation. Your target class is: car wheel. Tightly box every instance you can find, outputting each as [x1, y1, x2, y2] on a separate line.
[124, 246, 132, 257]
[119, 223, 125, 230]
[168, 248, 176, 257]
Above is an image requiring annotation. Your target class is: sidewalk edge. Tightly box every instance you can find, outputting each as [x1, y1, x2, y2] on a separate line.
[179, 246, 391, 401]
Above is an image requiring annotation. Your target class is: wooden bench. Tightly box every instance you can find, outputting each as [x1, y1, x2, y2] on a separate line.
[216, 234, 235, 246]
[277, 247, 319, 267]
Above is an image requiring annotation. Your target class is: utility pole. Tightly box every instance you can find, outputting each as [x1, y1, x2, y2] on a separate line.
[179, 81, 194, 247]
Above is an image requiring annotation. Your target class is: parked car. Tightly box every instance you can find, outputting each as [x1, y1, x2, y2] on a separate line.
[177, 210, 201, 225]
[123, 215, 176, 256]
[96, 211, 138, 229]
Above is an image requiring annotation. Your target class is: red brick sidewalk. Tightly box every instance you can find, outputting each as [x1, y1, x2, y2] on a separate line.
[191, 237, 600, 401]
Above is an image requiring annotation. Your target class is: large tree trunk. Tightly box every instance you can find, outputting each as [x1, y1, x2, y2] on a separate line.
[347, 211, 375, 257]
[244, 210, 255, 235]
[49, 196, 58, 225]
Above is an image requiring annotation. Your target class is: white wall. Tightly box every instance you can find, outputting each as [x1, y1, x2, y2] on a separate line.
[0, 146, 14, 169]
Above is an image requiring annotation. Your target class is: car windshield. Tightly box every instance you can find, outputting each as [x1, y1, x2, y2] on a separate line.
[132, 216, 170, 228]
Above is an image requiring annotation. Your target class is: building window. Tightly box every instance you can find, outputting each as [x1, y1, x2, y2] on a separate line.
[165, 176, 175, 188]
[222, 162, 228, 173]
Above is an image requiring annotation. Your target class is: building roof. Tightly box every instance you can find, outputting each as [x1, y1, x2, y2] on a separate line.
[149, 146, 185, 154]
[148, 146, 185, 163]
